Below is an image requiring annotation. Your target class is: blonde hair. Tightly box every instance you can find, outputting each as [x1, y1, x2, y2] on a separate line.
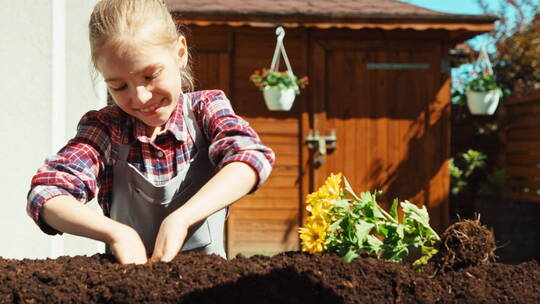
[89, 0, 194, 92]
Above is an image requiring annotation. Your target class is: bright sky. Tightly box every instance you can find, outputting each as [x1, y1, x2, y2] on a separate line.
[401, 0, 485, 14]
[399, 0, 500, 100]
[400, 0, 518, 50]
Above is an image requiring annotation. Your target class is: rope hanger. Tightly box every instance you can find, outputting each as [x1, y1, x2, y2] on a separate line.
[475, 45, 493, 75]
[270, 26, 295, 77]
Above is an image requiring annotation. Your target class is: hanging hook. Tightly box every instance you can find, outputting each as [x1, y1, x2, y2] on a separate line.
[275, 26, 285, 44]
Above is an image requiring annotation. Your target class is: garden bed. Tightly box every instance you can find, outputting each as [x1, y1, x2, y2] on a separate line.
[1, 221, 539, 303]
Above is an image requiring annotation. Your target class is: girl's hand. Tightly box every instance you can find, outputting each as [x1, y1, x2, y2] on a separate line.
[40, 195, 148, 265]
[150, 213, 189, 263]
[109, 226, 148, 265]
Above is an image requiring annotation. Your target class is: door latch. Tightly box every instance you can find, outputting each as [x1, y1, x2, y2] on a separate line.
[306, 129, 337, 167]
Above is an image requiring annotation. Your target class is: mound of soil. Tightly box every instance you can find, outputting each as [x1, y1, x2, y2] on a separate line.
[1, 221, 539, 304]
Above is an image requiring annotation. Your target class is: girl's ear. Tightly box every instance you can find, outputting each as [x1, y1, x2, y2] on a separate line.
[177, 37, 188, 69]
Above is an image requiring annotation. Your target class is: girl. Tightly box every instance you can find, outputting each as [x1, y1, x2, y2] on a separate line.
[26, 0, 274, 265]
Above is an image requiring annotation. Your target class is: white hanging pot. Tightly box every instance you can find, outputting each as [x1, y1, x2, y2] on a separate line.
[263, 86, 296, 111]
[466, 89, 502, 115]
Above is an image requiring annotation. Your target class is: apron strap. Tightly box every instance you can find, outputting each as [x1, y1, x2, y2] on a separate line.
[117, 143, 131, 162]
[114, 117, 133, 163]
[182, 93, 208, 151]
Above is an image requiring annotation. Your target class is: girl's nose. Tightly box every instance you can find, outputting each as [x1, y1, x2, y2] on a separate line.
[132, 85, 152, 104]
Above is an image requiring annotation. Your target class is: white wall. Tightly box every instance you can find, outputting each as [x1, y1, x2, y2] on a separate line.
[0, 0, 106, 259]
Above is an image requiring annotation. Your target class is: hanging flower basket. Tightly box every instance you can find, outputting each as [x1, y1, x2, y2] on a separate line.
[462, 45, 502, 116]
[464, 72, 501, 115]
[248, 26, 309, 111]
[466, 89, 502, 115]
[250, 68, 308, 111]
[263, 86, 296, 111]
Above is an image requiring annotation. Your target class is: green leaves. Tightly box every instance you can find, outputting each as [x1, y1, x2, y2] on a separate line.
[344, 177, 361, 201]
[325, 186, 440, 268]
[449, 149, 487, 196]
[413, 245, 439, 270]
[343, 249, 360, 262]
[390, 198, 399, 220]
[467, 73, 500, 92]
[249, 68, 309, 95]
[401, 201, 429, 228]
[355, 221, 374, 244]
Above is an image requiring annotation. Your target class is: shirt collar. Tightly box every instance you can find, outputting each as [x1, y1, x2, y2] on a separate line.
[131, 93, 188, 143]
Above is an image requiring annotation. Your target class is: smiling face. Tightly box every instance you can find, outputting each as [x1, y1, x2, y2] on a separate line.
[96, 38, 187, 137]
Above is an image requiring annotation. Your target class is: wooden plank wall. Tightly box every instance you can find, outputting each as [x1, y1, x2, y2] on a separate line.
[503, 90, 540, 202]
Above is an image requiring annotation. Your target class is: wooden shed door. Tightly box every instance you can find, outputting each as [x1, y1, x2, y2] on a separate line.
[308, 40, 449, 232]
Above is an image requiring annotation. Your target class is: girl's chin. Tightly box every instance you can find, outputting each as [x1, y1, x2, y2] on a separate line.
[142, 116, 168, 128]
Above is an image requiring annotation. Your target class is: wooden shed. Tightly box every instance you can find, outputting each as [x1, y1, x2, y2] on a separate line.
[166, 0, 496, 257]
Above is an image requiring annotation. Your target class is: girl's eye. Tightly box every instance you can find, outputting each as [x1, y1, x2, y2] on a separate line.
[145, 71, 160, 80]
[111, 84, 127, 91]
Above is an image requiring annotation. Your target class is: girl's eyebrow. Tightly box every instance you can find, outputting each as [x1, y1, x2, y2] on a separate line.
[105, 63, 164, 82]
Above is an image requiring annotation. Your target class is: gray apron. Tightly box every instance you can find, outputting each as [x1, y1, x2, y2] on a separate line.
[110, 95, 226, 258]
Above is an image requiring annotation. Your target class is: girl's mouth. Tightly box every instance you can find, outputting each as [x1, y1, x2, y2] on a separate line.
[138, 99, 164, 116]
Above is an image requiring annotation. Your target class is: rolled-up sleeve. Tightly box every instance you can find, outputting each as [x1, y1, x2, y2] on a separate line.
[197, 90, 275, 191]
[27, 111, 111, 235]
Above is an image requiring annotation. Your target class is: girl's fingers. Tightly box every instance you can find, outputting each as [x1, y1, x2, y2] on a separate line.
[149, 235, 165, 262]
[150, 221, 186, 262]
[151, 237, 181, 262]
[112, 243, 147, 264]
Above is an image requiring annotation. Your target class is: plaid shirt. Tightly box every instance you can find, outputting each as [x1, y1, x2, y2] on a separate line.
[27, 90, 275, 235]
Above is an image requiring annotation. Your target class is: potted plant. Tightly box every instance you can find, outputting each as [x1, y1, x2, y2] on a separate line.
[465, 71, 502, 115]
[249, 68, 309, 111]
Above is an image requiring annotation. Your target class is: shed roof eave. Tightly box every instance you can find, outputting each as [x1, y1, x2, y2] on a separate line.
[173, 14, 496, 33]
[165, 0, 497, 23]
[448, 31, 492, 45]
[172, 11, 498, 23]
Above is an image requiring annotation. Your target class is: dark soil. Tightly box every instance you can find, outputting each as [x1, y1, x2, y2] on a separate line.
[1, 222, 539, 304]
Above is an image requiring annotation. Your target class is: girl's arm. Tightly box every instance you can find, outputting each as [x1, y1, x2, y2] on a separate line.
[27, 109, 116, 234]
[28, 108, 145, 264]
[42, 195, 147, 264]
[150, 161, 257, 262]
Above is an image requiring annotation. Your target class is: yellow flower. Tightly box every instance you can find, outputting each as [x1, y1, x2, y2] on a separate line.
[314, 186, 331, 201]
[306, 195, 331, 217]
[306, 173, 342, 212]
[310, 173, 342, 202]
[299, 172, 343, 253]
[324, 173, 342, 200]
[299, 217, 329, 253]
[307, 214, 328, 226]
